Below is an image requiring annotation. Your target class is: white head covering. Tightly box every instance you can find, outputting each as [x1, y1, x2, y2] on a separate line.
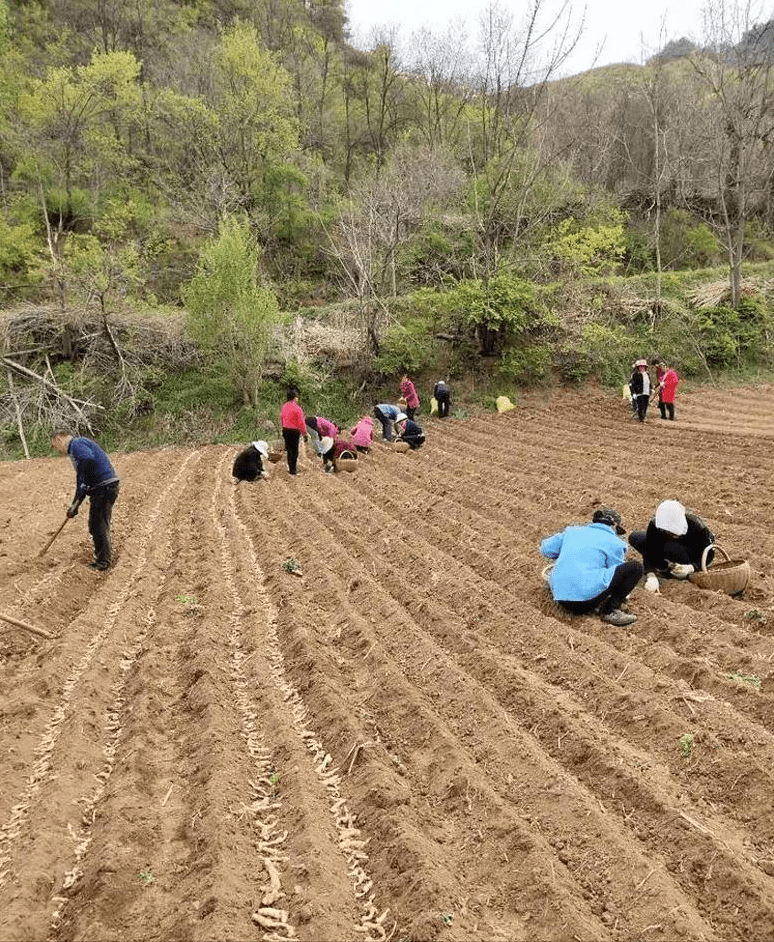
[252, 440, 269, 458]
[319, 436, 334, 453]
[395, 413, 408, 423]
[655, 499, 688, 536]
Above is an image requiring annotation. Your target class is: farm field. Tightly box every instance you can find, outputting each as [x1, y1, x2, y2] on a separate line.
[1, 384, 774, 942]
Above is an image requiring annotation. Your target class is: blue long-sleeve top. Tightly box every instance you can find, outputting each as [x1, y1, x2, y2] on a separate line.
[540, 522, 627, 602]
[68, 437, 119, 503]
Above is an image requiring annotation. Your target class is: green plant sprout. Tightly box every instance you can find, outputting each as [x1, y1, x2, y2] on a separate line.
[137, 868, 155, 884]
[728, 671, 761, 690]
[679, 733, 694, 759]
[282, 558, 302, 573]
[175, 593, 197, 606]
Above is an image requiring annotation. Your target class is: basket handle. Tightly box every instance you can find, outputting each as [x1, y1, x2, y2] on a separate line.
[699, 543, 729, 571]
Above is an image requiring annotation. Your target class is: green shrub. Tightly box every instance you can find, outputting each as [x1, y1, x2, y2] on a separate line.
[496, 345, 552, 385]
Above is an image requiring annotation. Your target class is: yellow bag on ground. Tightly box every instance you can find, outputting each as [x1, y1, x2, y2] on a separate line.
[496, 395, 515, 413]
[430, 397, 438, 415]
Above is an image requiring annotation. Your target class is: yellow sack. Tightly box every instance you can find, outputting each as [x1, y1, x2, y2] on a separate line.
[622, 383, 631, 401]
[496, 395, 515, 413]
[430, 397, 438, 415]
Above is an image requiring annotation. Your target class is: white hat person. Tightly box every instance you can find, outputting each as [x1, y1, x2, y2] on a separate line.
[252, 440, 269, 458]
[655, 499, 688, 536]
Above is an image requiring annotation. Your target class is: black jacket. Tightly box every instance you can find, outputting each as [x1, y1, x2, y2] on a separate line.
[232, 445, 265, 481]
[638, 513, 715, 571]
[399, 419, 425, 450]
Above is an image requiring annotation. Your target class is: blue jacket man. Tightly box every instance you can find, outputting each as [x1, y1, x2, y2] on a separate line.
[52, 432, 120, 571]
[541, 508, 642, 627]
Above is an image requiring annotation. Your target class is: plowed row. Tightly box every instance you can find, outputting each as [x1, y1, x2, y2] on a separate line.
[1, 383, 773, 942]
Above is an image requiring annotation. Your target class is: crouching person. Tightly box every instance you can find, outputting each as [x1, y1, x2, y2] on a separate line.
[540, 507, 643, 627]
[629, 499, 715, 593]
[232, 441, 270, 482]
[394, 413, 425, 449]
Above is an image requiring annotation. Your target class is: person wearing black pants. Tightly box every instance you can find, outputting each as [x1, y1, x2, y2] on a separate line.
[558, 561, 642, 617]
[280, 388, 307, 475]
[88, 481, 120, 570]
[541, 507, 642, 627]
[51, 431, 120, 571]
[434, 380, 451, 418]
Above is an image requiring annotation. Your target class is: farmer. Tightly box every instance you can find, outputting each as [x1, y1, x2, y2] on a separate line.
[280, 388, 307, 476]
[540, 507, 642, 627]
[305, 414, 339, 451]
[654, 361, 679, 420]
[629, 499, 715, 592]
[232, 441, 270, 482]
[394, 413, 425, 450]
[373, 402, 402, 441]
[51, 431, 120, 571]
[433, 379, 451, 418]
[628, 359, 651, 422]
[399, 374, 420, 419]
[349, 415, 375, 453]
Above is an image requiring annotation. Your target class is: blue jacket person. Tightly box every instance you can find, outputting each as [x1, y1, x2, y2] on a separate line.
[52, 432, 120, 571]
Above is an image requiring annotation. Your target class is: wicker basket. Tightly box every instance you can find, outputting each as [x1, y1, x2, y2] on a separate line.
[688, 544, 750, 595]
[393, 441, 410, 453]
[335, 457, 358, 473]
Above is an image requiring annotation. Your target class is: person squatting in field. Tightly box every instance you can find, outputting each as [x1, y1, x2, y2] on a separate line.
[540, 507, 643, 627]
[399, 374, 420, 419]
[52, 431, 120, 571]
[373, 402, 402, 441]
[629, 499, 715, 593]
[653, 361, 679, 420]
[394, 413, 425, 449]
[280, 388, 307, 475]
[349, 415, 375, 453]
[433, 379, 451, 418]
[629, 359, 651, 422]
[232, 441, 270, 482]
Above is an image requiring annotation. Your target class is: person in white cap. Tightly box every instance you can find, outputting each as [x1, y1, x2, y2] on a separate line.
[232, 441, 270, 482]
[629, 499, 715, 592]
[628, 359, 651, 422]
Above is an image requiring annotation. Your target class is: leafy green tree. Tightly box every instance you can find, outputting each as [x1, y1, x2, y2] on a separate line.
[182, 214, 282, 406]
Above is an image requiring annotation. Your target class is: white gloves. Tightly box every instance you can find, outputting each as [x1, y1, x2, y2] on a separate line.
[669, 562, 695, 579]
[644, 573, 660, 593]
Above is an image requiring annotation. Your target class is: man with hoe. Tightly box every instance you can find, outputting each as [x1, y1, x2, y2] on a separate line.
[52, 431, 120, 571]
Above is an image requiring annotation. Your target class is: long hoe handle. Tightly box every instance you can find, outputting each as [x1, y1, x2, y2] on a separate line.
[39, 516, 69, 558]
[0, 611, 53, 640]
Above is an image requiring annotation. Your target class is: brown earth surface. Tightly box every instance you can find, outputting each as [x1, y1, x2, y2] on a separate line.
[1, 384, 774, 942]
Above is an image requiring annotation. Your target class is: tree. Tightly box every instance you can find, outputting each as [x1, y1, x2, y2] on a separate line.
[689, 1, 774, 306]
[183, 214, 281, 406]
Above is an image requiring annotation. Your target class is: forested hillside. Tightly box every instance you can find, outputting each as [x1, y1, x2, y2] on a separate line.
[1, 0, 774, 454]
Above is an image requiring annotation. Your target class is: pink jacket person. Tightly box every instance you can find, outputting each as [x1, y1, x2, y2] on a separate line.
[349, 416, 375, 448]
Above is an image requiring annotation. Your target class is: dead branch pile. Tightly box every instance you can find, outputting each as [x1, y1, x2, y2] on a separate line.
[278, 314, 364, 367]
[0, 306, 198, 369]
[687, 281, 731, 308]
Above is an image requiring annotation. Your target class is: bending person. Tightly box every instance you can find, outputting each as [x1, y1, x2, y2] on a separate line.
[540, 507, 642, 627]
[629, 499, 715, 592]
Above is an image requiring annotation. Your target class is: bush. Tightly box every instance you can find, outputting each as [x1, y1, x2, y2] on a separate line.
[496, 345, 552, 385]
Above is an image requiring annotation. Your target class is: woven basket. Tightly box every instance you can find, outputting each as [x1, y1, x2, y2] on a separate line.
[688, 544, 750, 595]
[335, 457, 358, 473]
[393, 441, 410, 453]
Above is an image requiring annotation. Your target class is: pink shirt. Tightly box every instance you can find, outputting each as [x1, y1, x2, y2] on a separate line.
[281, 400, 306, 433]
[661, 369, 679, 403]
[316, 416, 339, 438]
[399, 378, 419, 409]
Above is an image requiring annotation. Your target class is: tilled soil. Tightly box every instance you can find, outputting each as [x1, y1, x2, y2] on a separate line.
[1, 384, 773, 942]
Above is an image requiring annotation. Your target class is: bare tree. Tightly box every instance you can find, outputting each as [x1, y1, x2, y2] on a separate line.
[689, 0, 774, 306]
